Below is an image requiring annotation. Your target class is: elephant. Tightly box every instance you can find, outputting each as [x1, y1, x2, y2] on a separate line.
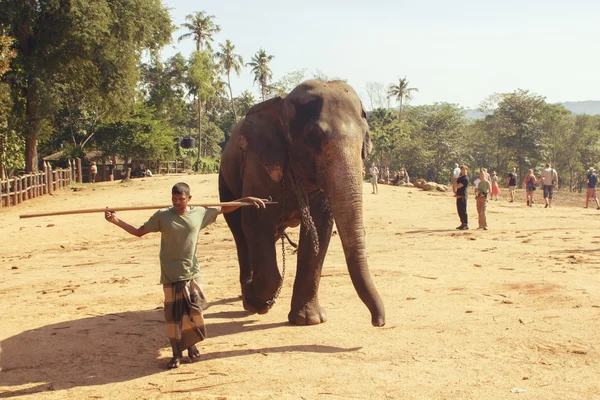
[218, 80, 385, 327]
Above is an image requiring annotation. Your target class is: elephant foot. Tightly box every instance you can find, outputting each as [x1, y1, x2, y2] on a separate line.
[288, 306, 328, 325]
[241, 283, 274, 315]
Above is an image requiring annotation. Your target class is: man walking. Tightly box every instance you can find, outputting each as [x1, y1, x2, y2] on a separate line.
[540, 162, 558, 208]
[585, 167, 600, 209]
[455, 165, 469, 230]
[105, 182, 266, 368]
[506, 167, 517, 202]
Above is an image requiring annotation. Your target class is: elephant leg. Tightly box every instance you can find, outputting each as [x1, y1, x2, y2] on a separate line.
[219, 173, 251, 287]
[289, 192, 333, 325]
[242, 207, 280, 314]
[223, 208, 252, 288]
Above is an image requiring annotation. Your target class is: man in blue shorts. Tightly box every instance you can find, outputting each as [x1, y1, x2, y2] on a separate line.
[540, 163, 558, 208]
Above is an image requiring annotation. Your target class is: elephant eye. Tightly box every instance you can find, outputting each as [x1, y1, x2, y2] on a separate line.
[303, 124, 323, 151]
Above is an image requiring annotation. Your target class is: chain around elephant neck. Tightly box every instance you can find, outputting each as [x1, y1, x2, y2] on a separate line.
[269, 169, 288, 305]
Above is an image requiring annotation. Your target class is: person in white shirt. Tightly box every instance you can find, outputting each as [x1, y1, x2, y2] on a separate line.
[452, 163, 460, 193]
[369, 162, 379, 194]
[540, 162, 558, 208]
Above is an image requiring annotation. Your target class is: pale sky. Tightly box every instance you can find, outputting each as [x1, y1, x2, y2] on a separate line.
[161, 0, 599, 110]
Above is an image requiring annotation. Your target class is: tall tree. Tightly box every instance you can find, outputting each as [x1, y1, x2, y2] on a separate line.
[178, 11, 220, 52]
[179, 12, 220, 164]
[1, 0, 173, 172]
[215, 40, 243, 121]
[186, 50, 218, 162]
[246, 48, 274, 101]
[387, 77, 419, 119]
[492, 89, 547, 181]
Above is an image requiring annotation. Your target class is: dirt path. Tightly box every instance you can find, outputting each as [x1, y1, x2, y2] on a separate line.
[1, 175, 598, 399]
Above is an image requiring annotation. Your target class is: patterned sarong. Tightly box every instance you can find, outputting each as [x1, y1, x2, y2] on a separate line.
[163, 279, 207, 356]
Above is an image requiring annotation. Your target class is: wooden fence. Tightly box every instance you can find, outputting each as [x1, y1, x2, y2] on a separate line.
[0, 160, 80, 208]
[152, 160, 187, 175]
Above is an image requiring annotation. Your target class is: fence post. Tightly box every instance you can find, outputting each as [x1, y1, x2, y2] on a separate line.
[12, 177, 17, 205]
[14, 176, 20, 204]
[25, 175, 30, 200]
[47, 162, 53, 195]
[21, 176, 26, 202]
[42, 163, 47, 195]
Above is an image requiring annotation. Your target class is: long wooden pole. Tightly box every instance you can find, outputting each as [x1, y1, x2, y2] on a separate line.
[19, 201, 278, 219]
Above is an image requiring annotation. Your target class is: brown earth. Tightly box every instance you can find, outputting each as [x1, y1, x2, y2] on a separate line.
[1, 175, 599, 399]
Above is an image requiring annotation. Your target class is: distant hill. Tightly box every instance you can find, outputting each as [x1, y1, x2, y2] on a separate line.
[465, 101, 600, 120]
[560, 101, 600, 116]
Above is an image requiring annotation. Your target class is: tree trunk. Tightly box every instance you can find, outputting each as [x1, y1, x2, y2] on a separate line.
[25, 86, 39, 173]
[227, 72, 237, 121]
[197, 97, 203, 166]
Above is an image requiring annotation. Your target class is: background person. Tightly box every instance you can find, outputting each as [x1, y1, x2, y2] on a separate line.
[523, 169, 537, 207]
[90, 162, 98, 183]
[452, 163, 460, 193]
[540, 162, 558, 208]
[490, 171, 501, 200]
[585, 167, 600, 209]
[108, 161, 116, 181]
[474, 170, 491, 230]
[455, 165, 469, 230]
[369, 162, 379, 194]
[506, 167, 517, 202]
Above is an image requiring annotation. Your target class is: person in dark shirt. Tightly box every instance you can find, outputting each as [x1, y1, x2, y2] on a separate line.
[585, 167, 600, 209]
[506, 167, 517, 202]
[455, 165, 470, 230]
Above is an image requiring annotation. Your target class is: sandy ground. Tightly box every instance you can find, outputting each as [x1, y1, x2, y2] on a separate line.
[1, 174, 599, 400]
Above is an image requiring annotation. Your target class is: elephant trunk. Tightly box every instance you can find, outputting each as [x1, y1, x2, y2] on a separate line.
[323, 157, 386, 327]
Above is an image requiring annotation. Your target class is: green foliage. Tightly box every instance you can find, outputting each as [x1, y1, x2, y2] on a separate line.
[1, 0, 174, 171]
[193, 156, 220, 174]
[0, 82, 24, 176]
[94, 104, 175, 163]
[267, 69, 307, 97]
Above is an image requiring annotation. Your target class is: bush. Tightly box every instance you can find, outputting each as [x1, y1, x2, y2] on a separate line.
[193, 157, 220, 174]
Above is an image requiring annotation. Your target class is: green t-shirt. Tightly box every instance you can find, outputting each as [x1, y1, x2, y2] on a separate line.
[143, 206, 220, 284]
[477, 180, 491, 195]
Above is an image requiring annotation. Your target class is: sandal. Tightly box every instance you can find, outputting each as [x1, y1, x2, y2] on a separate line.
[188, 345, 200, 363]
[167, 356, 181, 369]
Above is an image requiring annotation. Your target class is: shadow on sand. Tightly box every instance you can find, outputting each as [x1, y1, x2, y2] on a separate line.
[0, 307, 360, 398]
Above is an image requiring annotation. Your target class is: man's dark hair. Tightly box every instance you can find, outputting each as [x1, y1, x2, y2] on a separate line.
[172, 182, 190, 196]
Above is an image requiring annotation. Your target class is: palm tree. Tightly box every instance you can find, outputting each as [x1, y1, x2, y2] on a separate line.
[178, 11, 220, 165]
[246, 48, 274, 101]
[178, 11, 221, 52]
[387, 77, 419, 119]
[237, 90, 256, 115]
[216, 40, 244, 121]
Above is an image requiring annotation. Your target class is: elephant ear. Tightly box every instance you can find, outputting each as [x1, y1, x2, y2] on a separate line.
[360, 103, 372, 160]
[239, 97, 287, 182]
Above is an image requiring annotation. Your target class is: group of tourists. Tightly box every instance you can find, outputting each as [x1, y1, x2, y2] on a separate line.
[364, 162, 410, 194]
[450, 162, 589, 230]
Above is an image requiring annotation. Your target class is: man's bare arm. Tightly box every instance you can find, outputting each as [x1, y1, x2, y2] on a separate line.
[219, 197, 267, 214]
[105, 211, 149, 237]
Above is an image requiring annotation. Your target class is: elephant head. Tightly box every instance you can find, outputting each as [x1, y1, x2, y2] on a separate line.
[224, 80, 385, 326]
[282, 81, 384, 326]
